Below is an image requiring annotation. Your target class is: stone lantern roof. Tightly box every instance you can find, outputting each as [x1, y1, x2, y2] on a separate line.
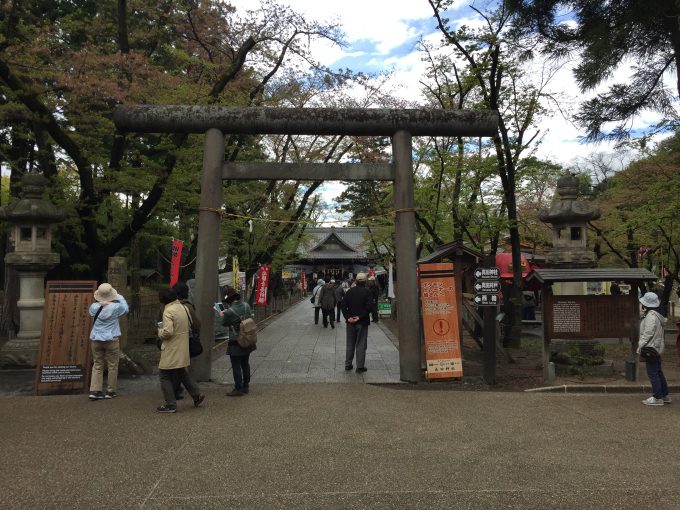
[538, 173, 600, 224]
[0, 174, 66, 224]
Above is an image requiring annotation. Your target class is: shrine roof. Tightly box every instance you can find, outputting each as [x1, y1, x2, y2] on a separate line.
[526, 268, 658, 284]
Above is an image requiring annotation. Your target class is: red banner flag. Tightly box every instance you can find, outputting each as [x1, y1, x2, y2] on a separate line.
[255, 264, 271, 305]
[301, 271, 307, 294]
[169, 239, 183, 287]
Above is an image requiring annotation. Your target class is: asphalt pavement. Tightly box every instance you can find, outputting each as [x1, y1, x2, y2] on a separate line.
[2, 301, 680, 508]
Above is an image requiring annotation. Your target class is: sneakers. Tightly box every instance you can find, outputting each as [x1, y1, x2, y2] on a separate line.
[345, 365, 353, 371]
[193, 394, 205, 407]
[226, 389, 244, 397]
[242, 386, 250, 394]
[89, 391, 105, 400]
[156, 405, 177, 413]
[356, 367, 368, 374]
[642, 396, 664, 406]
[663, 396, 672, 404]
[104, 391, 117, 399]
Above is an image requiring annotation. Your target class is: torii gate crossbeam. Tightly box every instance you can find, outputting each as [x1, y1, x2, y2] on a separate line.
[113, 106, 498, 383]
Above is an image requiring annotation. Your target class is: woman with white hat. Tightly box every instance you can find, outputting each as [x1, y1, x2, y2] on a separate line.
[88, 283, 129, 400]
[638, 292, 670, 406]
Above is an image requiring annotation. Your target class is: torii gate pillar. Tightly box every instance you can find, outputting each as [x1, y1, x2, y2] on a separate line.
[392, 131, 420, 382]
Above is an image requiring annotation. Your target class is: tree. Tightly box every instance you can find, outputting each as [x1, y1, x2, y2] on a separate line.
[0, 0, 351, 282]
[428, 0, 556, 345]
[507, 0, 680, 141]
[590, 132, 680, 311]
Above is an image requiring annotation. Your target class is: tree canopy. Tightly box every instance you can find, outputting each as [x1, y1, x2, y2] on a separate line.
[507, 0, 680, 141]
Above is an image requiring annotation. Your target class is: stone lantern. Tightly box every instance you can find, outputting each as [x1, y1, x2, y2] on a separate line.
[0, 173, 66, 367]
[539, 173, 600, 269]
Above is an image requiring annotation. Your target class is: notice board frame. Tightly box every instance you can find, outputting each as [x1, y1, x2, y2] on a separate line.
[418, 262, 463, 380]
[35, 281, 97, 395]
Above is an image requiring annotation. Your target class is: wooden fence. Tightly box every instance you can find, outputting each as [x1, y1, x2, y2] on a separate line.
[127, 288, 305, 344]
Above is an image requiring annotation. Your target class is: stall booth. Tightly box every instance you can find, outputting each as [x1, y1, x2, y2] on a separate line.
[526, 268, 658, 382]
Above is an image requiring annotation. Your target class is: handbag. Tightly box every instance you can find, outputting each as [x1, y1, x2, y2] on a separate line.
[182, 305, 203, 358]
[640, 345, 659, 360]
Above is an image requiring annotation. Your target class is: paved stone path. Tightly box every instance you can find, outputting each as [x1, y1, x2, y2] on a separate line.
[212, 299, 401, 384]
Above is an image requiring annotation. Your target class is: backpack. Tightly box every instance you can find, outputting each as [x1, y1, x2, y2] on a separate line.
[236, 317, 258, 348]
[235, 303, 257, 348]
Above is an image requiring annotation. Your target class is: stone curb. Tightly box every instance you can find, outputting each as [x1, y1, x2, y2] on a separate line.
[525, 384, 680, 394]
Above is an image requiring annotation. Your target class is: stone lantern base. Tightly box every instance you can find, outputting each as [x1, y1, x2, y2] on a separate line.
[0, 255, 59, 368]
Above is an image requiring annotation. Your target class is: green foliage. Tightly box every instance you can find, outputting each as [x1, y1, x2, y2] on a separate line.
[507, 0, 680, 141]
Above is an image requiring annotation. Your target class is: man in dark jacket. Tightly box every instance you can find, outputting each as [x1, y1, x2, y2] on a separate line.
[367, 275, 380, 322]
[341, 272, 373, 373]
[319, 279, 337, 328]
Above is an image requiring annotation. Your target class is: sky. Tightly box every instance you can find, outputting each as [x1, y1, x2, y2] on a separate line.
[230, 0, 669, 223]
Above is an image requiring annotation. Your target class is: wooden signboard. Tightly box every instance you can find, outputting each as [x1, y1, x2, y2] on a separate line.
[546, 294, 635, 339]
[418, 263, 463, 379]
[35, 281, 97, 395]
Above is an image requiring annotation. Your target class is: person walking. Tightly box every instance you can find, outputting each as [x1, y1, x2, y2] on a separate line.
[319, 279, 337, 328]
[221, 286, 256, 396]
[311, 278, 325, 325]
[156, 288, 205, 413]
[169, 281, 200, 401]
[334, 280, 348, 323]
[341, 273, 373, 373]
[88, 283, 129, 400]
[367, 275, 380, 322]
[638, 292, 670, 406]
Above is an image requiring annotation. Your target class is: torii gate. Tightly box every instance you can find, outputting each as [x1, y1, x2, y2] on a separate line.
[113, 106, 498, 382]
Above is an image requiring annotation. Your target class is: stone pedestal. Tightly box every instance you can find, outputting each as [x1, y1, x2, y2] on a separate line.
[0, 254, 60, 367]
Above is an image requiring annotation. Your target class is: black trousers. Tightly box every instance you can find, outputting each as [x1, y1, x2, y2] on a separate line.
[230, 354, 251, 391]
[322, 308, 335, 327]
[336, 302, 343, 322]
[314, 306, 321, 324]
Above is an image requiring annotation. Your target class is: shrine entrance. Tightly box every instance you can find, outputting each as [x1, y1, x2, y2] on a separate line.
[113, 106, 498, 382]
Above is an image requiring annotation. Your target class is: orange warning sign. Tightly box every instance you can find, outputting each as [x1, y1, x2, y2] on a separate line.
[418, 263, 462, 379]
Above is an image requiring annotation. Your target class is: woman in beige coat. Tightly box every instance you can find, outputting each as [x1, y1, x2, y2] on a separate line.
[156, 288, 205, 413]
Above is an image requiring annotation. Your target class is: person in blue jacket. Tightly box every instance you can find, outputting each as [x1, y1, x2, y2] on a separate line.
[88, 283, 129, 400]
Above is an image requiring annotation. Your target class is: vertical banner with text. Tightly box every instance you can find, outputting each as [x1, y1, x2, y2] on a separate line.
[169, 239, 183, 287]
[418, 263, 463, 379]
[255, 264, 271, 305]
[232, 256, 239, 289]
[301, 271, 307, 294]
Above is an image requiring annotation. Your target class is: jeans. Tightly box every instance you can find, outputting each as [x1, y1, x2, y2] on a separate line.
[345, 322, 368, 369]
[90, 339, 120, 392]
[645, 356, 668, 399]
[322, 308, 335, 327]
[230, 354, 251, 391]
[159, 368, 201, 406]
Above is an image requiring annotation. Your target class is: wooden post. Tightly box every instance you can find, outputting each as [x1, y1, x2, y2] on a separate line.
[482, 254, 497, 384]
[542, 284, 553, 383]
[393, 130, 421, 383]
[192, 128, 224, 381]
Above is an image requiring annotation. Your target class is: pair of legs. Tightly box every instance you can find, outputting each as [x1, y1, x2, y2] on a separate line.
[322, 308, 335, 328]
[90, 339, 120, 394]
[371, 303, 379, 322]
[230, 353, 251, 392]
[170, 371, 184, 399]
[336, 302, 343, 322]
[314, 306, 321, 324]
[345, 323, 368, 370]
[645, 356, 669, 399]
[159, 368, 201, 407]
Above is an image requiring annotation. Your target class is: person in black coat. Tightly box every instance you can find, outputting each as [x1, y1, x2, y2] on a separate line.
[341, 273, 373, 373]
